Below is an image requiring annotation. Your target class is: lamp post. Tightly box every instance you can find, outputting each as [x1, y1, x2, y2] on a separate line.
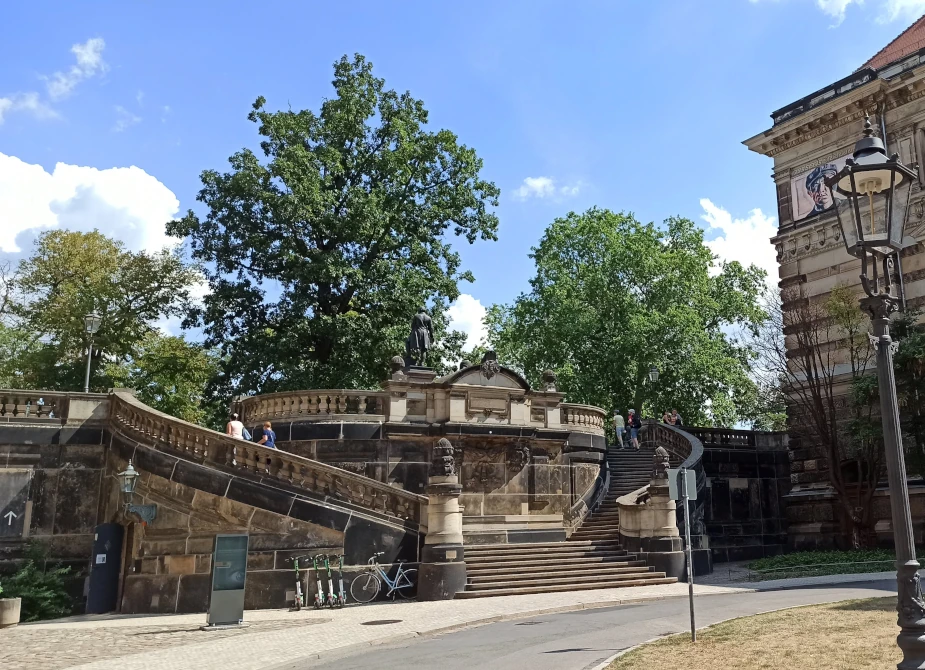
[83, 313, 102, 393]
[824, 115, 924, 668]
[116, 460, 157, 524]
[648, 366, 659, 418]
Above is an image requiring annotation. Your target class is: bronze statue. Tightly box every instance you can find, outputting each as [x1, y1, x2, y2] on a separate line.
[405, 307, 434, 366]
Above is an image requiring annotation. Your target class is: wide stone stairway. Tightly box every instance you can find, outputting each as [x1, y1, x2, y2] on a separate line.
[455, 444, 674, 598]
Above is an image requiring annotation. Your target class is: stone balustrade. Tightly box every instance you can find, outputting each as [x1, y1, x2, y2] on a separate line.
[559, 403, 606, 435]
[0, 391, 66, 420]
[238, 390, 389, 424]
[109, 391, 425, 525]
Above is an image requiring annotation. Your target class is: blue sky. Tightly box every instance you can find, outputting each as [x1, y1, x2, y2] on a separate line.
[2, 0, 924, 343]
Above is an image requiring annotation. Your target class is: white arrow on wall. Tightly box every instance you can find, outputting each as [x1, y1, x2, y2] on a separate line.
[4, 511, 18, 525]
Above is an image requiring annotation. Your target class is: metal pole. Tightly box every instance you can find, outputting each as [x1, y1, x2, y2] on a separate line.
[681, 467, 696, 642]
[863, 295, 925, 669]
[83, 337, 93, 394]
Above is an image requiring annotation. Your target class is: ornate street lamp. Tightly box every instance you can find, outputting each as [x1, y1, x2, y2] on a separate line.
[648, 366, 660, 383]
[825, 115, 925, 668]
[83, 312, 102, 394]
[116, 460, 157, 524]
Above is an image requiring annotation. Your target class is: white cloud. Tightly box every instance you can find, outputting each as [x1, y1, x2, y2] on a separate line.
[880, 0, 925, 21]
[45, 37, 107, 100]
[447, 294, 488, 350]
[816, 0, 857, 22]
[0, 152, 180, 254]
[113, 105, 141, 132]
[513, 176, 583, 201]
[0, 92, 58, 124]
[136, 90, 144, 106]
[699, 198, 778, 284]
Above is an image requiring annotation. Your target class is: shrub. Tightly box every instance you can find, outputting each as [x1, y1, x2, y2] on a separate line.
[2, 542, 73, 621]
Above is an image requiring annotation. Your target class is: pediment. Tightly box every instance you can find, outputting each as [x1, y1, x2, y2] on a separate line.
[443, 365, 531, 391]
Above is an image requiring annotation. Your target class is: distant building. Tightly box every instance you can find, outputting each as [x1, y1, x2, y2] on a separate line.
[744, 16, 925, 549]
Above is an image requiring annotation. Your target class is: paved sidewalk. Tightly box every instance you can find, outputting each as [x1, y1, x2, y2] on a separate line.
[1, 571, 897, 670]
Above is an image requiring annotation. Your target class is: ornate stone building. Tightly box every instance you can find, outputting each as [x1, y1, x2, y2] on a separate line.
[744, 17, 925, 548]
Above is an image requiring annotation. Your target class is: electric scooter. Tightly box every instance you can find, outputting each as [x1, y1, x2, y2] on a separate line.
[333, 554, 347, 608]
[312, 554, 326, 609]
[323, 554, 337, 608]
[290, 555, 306, 611]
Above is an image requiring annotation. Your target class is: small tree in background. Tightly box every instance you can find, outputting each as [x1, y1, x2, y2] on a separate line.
[2, 542, 73, 621]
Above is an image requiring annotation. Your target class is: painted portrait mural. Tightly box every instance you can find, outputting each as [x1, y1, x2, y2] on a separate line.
[789, 153, 851, 221]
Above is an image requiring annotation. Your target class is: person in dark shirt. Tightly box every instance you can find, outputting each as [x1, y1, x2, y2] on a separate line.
[258, 421, 277, 449]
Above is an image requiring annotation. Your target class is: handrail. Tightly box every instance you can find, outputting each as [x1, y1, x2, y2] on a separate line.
[560, 403, 606, 435]
[237, 389, 389, 424]
[109, 391, 426, 525]
[639, 421, 707, 550]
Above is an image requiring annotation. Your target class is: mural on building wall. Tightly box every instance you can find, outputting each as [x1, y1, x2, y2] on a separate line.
[790, 153, 851, 221]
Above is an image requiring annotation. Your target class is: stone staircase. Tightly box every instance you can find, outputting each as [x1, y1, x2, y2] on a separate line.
[455, 445, 675, 598]
[570, 445, 657, 542]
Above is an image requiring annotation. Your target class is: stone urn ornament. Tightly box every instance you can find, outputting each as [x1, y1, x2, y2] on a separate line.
[0, 583, 21, 628]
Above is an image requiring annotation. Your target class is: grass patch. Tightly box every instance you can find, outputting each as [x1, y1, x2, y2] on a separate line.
[747, 549, 905, 580]
[608, 598, 898, 670]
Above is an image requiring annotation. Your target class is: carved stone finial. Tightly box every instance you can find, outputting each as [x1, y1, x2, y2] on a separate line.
[542, 369, 557, 392]
[653, 446, 670, 480]
[480, 351, 500, 380]
[459, 359, 471, 370]
[390, 355, 405, 373]
[430, 438, 456, 478]
[863, 113, 874, 139]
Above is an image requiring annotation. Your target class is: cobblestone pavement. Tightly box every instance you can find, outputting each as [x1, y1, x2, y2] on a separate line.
[1, 572, 896, 670]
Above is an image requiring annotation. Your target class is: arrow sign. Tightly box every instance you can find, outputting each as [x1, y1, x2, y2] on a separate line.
[4, 510, 18, 525]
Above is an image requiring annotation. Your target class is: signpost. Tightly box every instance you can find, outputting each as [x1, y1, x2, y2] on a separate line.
[668, 467, 697, 642]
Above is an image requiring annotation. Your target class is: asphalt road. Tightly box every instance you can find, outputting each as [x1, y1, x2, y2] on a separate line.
[276, 580, 896, 670]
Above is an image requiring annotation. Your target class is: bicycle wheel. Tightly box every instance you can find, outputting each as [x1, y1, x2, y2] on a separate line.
[350, 572, 381, 604]
[395, 568, 418, 600]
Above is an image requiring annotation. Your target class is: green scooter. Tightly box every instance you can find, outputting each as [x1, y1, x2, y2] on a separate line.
[312, 554, 326, 609]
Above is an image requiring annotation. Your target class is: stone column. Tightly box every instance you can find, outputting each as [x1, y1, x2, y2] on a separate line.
[417, 438, 467, 601]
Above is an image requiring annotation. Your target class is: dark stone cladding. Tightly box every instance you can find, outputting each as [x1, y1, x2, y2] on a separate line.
[260, 419, 605, 454]
[700, 447, 791, 563]
[109, 434, 422, 566]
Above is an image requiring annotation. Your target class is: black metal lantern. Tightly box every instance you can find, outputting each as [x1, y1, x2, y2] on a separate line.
[648, 365, 659, 383]
[825, 115, 917, 261]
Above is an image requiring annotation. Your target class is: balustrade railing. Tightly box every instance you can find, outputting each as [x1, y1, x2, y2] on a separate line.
[0, 390, 69, 420]
[560, 403, 606, 434]
[683, 426, 756, 449]
[109, 392, 425, 525]
[238, 390, 389, 425]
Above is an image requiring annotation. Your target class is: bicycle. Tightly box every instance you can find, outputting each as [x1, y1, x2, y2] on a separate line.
[349, 552, 417, 603]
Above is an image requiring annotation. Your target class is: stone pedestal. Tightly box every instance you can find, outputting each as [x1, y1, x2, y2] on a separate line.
[418, 440, 467, 601]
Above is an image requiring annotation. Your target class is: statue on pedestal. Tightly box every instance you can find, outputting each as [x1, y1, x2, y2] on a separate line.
[405, 307, 434, 366]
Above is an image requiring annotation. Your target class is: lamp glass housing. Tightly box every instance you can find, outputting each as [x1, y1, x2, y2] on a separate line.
[84, 313, 102, 334]
[648, 366, 659, 383]
[118, 460, 139, 495]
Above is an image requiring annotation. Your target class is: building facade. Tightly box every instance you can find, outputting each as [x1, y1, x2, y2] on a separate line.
[744, 18, 925, 548]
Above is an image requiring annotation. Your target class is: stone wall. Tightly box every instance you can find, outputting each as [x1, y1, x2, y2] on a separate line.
[0, 420, 109, 610]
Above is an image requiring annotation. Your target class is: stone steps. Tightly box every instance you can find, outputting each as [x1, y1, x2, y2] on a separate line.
[466, 569, 668, 590]
[455, 577, 677, 598]
[466, 558, 646, 574]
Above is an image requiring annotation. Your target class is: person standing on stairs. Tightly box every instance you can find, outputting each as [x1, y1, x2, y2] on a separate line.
[613, 410, 625, 450]
[628, 409, 641, 450]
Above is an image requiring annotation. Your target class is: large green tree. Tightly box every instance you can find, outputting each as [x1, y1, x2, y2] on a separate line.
[105, 334, 220, 425]
[486, 208, 767, 426]
[10, 230, 198, 392]
[167, 54, 499, 399]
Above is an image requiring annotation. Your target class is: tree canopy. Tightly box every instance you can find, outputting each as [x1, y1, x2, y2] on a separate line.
[485, 208, 767, 426]
[168, 54, 499, 399]
[8, 230, 198, 392]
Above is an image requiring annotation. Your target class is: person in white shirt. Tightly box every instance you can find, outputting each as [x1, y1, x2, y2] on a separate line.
[613, 411, 625, 450]
[226, 413, 245, 439]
